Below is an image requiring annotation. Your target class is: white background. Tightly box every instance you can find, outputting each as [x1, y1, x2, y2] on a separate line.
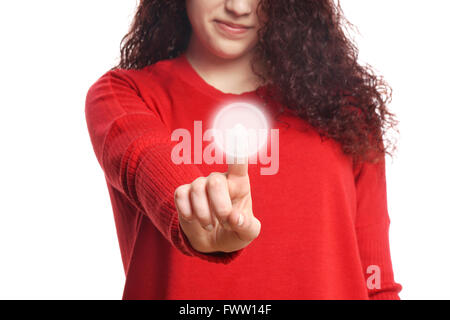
[0, 1, 449, 299]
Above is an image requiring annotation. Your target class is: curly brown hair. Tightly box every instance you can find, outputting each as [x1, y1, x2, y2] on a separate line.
[113, 0, 399, 165]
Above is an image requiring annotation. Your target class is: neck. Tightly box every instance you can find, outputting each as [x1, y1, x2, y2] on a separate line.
[185, 36, 264, 94]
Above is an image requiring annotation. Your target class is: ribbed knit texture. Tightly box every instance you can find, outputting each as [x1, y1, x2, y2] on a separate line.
[84, 52, 402, 299]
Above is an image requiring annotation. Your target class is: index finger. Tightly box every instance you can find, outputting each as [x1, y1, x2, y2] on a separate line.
[227, 154, 248, 177]
[226, 123, 249, 177]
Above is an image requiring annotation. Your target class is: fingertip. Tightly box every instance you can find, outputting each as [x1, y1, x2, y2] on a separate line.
[179, 212, 193, 224]
[250, 217, 261, 239]
[252, 216, 262, 237]
[203, 224, 214, 231]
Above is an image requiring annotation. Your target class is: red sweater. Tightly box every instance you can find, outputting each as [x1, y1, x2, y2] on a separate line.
[84, 52, 402, 300]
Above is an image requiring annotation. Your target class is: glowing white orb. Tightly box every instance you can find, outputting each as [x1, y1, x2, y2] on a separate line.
[212, 102, 269, 159]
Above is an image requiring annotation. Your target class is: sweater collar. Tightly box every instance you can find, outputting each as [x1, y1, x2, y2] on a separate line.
[174, 52, 269, 100]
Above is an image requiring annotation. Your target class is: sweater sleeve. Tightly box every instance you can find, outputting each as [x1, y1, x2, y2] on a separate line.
[84, 68, 243, 264]
[353, 156, 403, 300]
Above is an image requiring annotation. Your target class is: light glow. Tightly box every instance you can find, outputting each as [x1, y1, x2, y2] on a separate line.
[212, 102, 269, 161]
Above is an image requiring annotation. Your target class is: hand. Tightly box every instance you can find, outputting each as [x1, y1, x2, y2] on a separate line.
[174, 155, 261, 253]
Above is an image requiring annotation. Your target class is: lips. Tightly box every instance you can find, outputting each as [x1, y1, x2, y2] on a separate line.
[216, 20, 252, 29]
[214, 20, 253, 36]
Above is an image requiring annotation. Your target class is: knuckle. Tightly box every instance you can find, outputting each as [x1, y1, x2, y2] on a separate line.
[207, 173, 225, 189]
[190, 177, 206, 196]
[193, 176, 207, 185]
[174, 185, 188, 200]
[214, 205, 232, 218]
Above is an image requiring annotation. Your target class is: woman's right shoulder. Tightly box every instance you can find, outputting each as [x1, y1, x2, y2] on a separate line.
[116, 55, 181, 79]
[89, 56, 180, 92]
[89, 58, 181, 98]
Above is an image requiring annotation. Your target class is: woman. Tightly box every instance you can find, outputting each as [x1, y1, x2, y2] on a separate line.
[85, 0, 402, 299]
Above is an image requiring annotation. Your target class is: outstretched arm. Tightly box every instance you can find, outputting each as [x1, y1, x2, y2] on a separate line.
[84, 68, 242, 264]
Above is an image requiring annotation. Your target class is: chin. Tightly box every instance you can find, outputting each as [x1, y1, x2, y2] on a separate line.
[209, 42, 253, 60]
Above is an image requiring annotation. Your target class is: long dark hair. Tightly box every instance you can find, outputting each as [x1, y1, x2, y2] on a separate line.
[113, 0, 399, 165]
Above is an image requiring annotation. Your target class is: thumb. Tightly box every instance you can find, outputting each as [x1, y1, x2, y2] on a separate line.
[228, 208, 261, 243]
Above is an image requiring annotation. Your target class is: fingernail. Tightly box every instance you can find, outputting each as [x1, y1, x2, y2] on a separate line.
[237, 214, 244, 226]
[204, 224, 213, 231]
